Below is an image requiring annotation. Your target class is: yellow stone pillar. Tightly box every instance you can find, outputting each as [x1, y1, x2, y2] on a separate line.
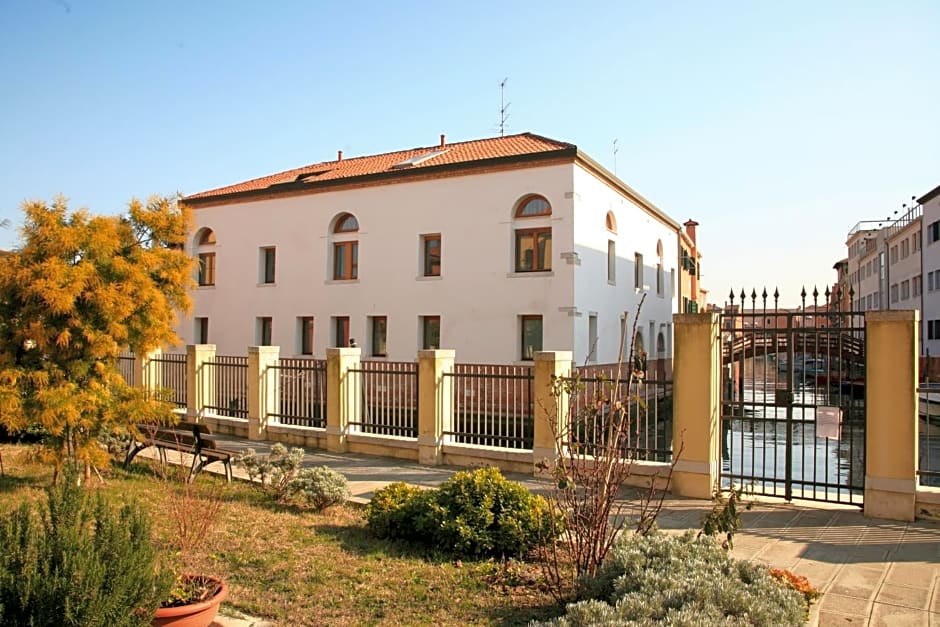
[248, 345, 280, 442]
[865, 310, 918, 521]
[417, 349, 455, 465]
[326, 347, 360, 453]
[186, 344, 216, 421]
[671, 312, 721, 499]
[532, 351, 573, 476]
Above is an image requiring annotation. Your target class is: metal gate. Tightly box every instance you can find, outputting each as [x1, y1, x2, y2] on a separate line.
[720, 288, 865, 506]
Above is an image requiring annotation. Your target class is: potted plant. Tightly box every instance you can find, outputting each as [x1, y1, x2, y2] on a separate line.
[152, 574, 228, 627]
[151, 458, 229, 627]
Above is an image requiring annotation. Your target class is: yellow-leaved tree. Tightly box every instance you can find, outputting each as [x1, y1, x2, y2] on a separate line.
[0, 195, 194, 479]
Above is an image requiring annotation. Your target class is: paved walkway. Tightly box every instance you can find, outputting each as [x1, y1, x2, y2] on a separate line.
[155, 436, 940, 627]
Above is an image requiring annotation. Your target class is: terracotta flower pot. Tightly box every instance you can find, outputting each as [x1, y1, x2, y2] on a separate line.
[152, 575, 228, 627]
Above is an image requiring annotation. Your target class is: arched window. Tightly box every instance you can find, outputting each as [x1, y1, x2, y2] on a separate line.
[515, 195, 552, 218]
[331, 213, 359, 280]
[194, 227, 216, 287]
[513, 195, 552, 272]
[656, 239, 664, 296]
[606, 211, 617, 234]
[334, 213, 359, 233]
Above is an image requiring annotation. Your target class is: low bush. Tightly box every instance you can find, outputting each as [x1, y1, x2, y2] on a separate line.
[541, 531, 805, 626]
[0, 465, 173, 627]
[367, 467, 558, 558]
[287, 466, 350, 510]
[236, 443, 305, 501]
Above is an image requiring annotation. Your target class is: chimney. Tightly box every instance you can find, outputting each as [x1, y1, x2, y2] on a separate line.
[683, 219, 699, 245]
[440, 134, 446, 148]
[337, 150, 343, 162]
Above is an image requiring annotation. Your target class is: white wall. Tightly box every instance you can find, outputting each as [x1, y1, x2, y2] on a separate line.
[570, 165, 678, 365]
[182, 164, 578, 363]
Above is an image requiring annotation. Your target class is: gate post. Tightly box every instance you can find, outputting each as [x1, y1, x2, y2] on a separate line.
[326, 347, 360, 453]
[417, 349, 455, 465]
[865, 310, 918, 521]
[133, 348, 162, 397]
[532, 351, 573, 476]
[671, 313, 721, 499]
[247, 345, 280, 442]
[186, 344, 216, 420]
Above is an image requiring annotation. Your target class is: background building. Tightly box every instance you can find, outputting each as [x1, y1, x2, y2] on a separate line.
[180, 133, 703, 367]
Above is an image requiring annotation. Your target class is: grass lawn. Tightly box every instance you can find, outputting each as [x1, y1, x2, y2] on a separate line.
[0, 445, 561, 626]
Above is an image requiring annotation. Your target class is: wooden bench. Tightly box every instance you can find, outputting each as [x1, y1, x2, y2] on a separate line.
[124, 421, 237, 482]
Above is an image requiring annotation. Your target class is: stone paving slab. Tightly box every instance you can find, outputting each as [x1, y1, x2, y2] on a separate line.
[137, 434, 940, 627]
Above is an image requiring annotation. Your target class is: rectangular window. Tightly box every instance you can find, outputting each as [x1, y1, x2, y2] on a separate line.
[257, 317, 272, 346]
[634, 253, 643, 289]
[931, 272, 937, 292]
[422, 234, 441, 277]
[195, 317, 209, 344]
[520, 315, 543, 361]
[914, 276, 922, 297]
[671, 268, 676, 297]
[890, 284, 899, 304]
[607, 240, 616, 283]
[261, 247, 276, 284]
[333, 316, 350, 347]
[370, 316, 387, 357]
[890, 245, 898, 264]
[657, 262, 664, 296]
[914, 231, 922, 251]
[421, 316, 440, 350]
[901, 240, 909, 258]
[930, 221, 940, 244]
[901, 280, 910, 301]
[197, 252, 216, 286]
[333, 241, 359, 280]
[588, 314, 598, 362]
[299, 316, 314, 355]
[930, 320, 940, 341]
[515, 228, 552, 272]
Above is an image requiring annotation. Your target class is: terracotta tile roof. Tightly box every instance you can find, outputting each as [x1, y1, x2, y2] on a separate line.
[184, 132, 576, 202]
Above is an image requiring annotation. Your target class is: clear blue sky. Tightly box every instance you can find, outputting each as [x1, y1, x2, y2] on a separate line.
[1, 0, 938, 306]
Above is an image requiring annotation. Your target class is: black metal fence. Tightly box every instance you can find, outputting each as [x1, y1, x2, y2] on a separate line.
[720, 287, 865, 506]
[444, 363, 534, 450]
[349, 360, 418, 438]
[917, 384, 940, 488]
[204, 355, 248, 419]
[153, 352, 187, 408]
[568, 364, 673, 462]
[269, 358, 327, 429]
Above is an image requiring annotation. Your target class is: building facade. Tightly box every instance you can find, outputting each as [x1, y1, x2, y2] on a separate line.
[180, 133, 700, 366]
[921, 184, 940, 356]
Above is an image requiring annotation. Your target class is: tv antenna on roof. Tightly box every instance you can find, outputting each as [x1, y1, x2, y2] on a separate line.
[498, 77, 510, 136]
[613, 138, 619, 175]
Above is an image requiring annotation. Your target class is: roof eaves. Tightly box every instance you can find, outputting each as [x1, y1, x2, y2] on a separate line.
[918, 183, 940, 205]
[183, 146, 578, 206]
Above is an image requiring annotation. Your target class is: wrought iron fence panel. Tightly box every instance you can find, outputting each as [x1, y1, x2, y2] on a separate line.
[117, 352, 135, 385]
[444, 363, 534, 450]
[349, 360, 418, 438]
[269, 358, 327, 429]
[720, 287, 865, 506]
[204, 355, 248, 419]
[151, 353, 187, 408]
[917, 384, 940, 488]
[568, 365, 673, 462]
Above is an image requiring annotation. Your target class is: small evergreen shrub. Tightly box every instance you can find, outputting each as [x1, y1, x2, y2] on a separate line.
[0, 466, 173, 627]
[541, 531, 805, 627]
[367, 482, 433, 541]
[367, 467, 558, 558]
[287, 466, 350, 510]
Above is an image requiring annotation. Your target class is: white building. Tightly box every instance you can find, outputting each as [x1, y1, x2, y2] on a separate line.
[920, 184, 940, 356]
[180, 133, 698, 366]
